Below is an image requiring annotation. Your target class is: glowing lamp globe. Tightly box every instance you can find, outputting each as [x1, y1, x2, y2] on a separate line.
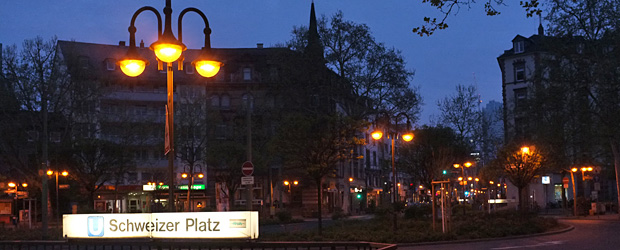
[152, 43, 184, 63]
[194, 60, 221, 78]
[119, 59, 147, 77]
[371, 130, 383, 140]
[402, 133, 414, 142]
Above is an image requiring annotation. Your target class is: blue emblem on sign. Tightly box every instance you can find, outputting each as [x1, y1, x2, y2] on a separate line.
[87, 216, 104, 237]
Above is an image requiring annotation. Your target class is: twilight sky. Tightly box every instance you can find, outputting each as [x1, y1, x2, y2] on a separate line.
[0, 1, 540, 125]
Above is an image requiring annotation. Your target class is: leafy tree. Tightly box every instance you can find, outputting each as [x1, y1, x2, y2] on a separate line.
[269, 112, 364, 235]
[285, 11, 422, 119]
[491, 143, 546, 211]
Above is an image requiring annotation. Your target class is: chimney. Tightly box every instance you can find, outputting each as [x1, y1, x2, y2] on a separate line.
[119, 41, 126, 47]
[257, 43, 263, 49]
[140, 40, 145, 48]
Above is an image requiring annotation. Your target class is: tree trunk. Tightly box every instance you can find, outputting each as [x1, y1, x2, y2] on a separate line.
[518, 187, 525, 212]
[317, 178, 323, 235]
[610, 139, 620, 218]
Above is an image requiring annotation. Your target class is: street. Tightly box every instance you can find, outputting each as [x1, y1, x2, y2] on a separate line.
[401, 217, 620, 250]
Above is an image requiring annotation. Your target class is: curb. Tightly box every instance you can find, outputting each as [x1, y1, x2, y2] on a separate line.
[397, 223, 574, 247]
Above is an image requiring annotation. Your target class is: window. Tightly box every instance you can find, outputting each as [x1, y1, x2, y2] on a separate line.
[27, 130, 38, 142]
[373, 151, 377, 167]
[221, 94, 230, 109]
[79, 56, 90, 69]
[243, 68, 252, 81]
[135, 105, 147, 116]
[265, 95, 275, 108]
[514, 88, 528, 108]
[210, 95, 220, 108]
[215, 124, 227, 139]
[269, 66, 279, 81]
[310, 94, 319, 107]
[127, 172, 138, 184]
[514, 62, 525, 82]
[185, 63, 194, 74]
[242, 93, 254, 110]
[514, 117, 528, 138]
[514, 41, 524, 53]
[50, 132, 61, 143]
[105, 59, 116, 71]
[577, 43, 584, 54]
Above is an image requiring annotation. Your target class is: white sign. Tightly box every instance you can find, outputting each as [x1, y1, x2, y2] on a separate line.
[63, 211, 259, 239]
[142, 184, 156, 191]
[542, 176, 550, 185]
[241, 176, 254, 185]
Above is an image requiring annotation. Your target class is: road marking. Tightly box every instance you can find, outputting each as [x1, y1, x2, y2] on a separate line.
[491, 241, 563, 249]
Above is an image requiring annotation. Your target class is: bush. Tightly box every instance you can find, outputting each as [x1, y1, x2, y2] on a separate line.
[259, 207, 563, 243]
[276, 210, 292, 223]
[331, 207, 347, 220]
[404, 203, 432, 219]
[451, 203, 473, 217]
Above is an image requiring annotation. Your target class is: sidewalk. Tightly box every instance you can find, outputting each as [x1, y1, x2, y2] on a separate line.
[540, 208, 620, 220]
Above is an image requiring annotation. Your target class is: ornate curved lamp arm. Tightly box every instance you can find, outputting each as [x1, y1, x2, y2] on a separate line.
[178, 7, 212, 49]
[394, 112, 412, 131]
[128, 7, 162, 48]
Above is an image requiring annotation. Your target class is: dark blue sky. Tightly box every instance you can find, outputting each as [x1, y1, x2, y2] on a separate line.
[0, 1, 539, 125]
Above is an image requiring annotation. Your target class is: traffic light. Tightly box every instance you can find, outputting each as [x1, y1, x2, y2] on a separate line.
[356, 193, 362, 199]
[442, 170, 448, 175]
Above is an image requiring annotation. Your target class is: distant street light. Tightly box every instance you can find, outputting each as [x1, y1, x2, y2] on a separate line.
[181, 164, 204, 211]
[118, 0, 221, 212]
[453, 162, 473, 204]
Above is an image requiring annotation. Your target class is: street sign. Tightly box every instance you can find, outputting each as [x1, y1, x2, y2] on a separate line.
[242, 161, 254, 176]
[59, 184, 70, 189]
[563, 177, 569, 189]
[241, 176, 254, 185]
[542, 176, 550, 184]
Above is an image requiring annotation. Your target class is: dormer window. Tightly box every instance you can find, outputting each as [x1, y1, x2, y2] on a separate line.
[514, 41, 524, 53]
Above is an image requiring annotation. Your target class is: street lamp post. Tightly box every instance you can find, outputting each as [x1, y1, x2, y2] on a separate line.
[46, 170, 68, 227]
[568, 166, 594, 216]
[7, 182, 27, 227]
[283, 180, 298, 207]
[370, 112, 414, 231]
[118, 0, 221, 212]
